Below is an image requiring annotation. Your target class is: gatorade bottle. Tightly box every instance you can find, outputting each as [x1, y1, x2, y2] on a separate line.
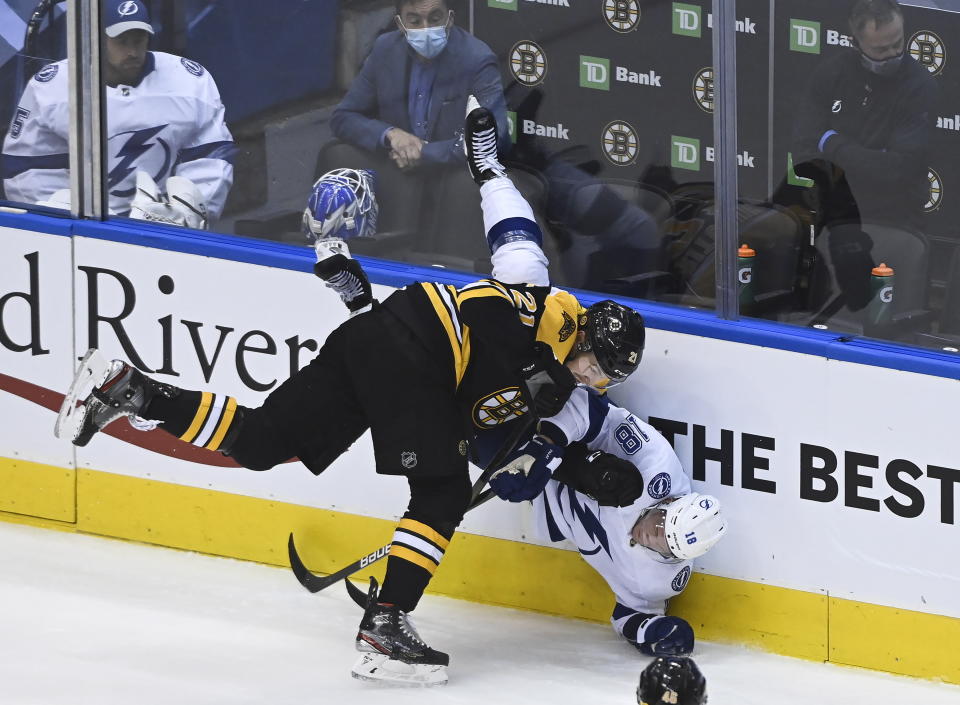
[867, 262, 895, 327]
[738, 243, 756, 314]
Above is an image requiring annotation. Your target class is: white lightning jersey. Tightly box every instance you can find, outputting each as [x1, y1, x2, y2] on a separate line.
[3, 52, 234, 217]
[532, 387, 694, 642]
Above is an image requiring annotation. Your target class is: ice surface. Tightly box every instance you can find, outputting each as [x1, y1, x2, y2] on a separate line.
[0, 521, 957, 705]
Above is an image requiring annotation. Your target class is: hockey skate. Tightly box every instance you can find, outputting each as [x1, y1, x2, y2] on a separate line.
[313, 239, 374, 316]
[352, 577, 449, 686]
[464, 95, 507, 185]
[54, 348, 172, 447]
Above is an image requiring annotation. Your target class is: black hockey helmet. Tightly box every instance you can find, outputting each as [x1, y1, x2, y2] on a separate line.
[637, 656, 707, 705]
[583, 300, 645, 385]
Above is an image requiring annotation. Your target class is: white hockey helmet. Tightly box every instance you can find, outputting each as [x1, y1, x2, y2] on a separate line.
[302, 167, 378, 241]
[662, 493, 726, 560]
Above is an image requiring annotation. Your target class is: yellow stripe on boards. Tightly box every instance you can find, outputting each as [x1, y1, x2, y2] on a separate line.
[180, 391, 213, 443]
[0, 456, 75, 523]
[830, 597, 960, 682]
[398, 517, 450, 550]
[205, 397, 238, 450]
[389, 545, 439, 575]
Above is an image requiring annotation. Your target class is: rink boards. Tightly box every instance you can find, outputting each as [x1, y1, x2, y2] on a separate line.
[1, 214, 958, 684]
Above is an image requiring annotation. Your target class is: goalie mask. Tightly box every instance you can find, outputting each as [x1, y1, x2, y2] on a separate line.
[302, 168, 379, 241]
[577, 300, 645, 387]
[631, 493, 726, 561]
[637, 656, 707, 705]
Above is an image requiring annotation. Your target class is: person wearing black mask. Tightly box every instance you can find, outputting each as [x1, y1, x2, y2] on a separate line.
[788, 0, 938, 310]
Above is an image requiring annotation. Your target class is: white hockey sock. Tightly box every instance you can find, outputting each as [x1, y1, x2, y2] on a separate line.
[491, 241, 549, 286]
[479, 176, 535, 235]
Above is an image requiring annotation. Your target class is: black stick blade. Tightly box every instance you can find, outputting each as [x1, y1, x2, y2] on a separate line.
[288, 533, 392, 595]
[344, 578, 368, 608]
[288, 532, 333, 593]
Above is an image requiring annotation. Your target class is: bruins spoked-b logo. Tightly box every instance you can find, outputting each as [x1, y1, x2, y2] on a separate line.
[693, 67, 714, 113]
[510, 40, 547, 85]
[473, 387, 528, 428]
[925, 167, 943, 212]
[603, 0, 640, 33]
[909, 30, 945, 75]
[601, 120, 639, 165]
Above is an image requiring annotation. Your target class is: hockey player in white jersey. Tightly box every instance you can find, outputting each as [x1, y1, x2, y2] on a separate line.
[490, 388, 727, 656]
[2, 0, 234, 225]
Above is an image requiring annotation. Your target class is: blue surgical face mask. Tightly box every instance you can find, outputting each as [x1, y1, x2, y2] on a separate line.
[859, 50, 904, 76]
[399, 13, 451, 59]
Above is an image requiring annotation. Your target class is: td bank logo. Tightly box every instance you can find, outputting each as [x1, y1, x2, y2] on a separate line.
[673, 3, 701, 37]
[672, 136, 701, 171]
[581, 55, 662, 90]
[507, 110, 517, 142]
[790, 19, 820, 54]
[488, 0, 517, 10]
[580, 56, 610, 90]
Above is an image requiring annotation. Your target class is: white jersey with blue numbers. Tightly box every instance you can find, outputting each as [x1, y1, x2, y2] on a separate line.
[532, 387, 694, 640]
[3, 52, 234, 217]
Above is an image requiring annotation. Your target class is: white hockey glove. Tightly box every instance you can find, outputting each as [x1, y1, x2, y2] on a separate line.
[165, 175, 208, 229]
[129, 171, 208, 229]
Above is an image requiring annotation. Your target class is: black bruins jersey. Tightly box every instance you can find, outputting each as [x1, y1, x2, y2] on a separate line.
[382, 278, 584, 435]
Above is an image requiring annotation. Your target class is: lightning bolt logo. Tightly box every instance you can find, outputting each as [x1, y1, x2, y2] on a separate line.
[107, 125, 171, 195]
[565, 485, 611, 557]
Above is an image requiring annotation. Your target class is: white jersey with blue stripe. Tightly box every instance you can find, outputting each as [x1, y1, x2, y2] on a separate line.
[3, 51, 234, 217]
[532, 387, 694, 637]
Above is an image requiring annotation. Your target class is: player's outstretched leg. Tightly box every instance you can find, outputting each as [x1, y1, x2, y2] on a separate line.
[464, 96, 548, 285]
[55, 348, 246, 459]
[352, 576, 449, 686]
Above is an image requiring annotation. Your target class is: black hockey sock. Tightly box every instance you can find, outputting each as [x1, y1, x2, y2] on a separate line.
[378, 518, 452, 613]
[146, 391, 242, 451]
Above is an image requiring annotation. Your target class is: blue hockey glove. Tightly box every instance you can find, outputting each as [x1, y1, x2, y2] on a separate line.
[488, 436, 564, 502]
[637, 616, 695, 656]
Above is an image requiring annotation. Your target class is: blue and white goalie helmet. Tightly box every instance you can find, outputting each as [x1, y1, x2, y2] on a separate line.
[302, 168, 379, 241]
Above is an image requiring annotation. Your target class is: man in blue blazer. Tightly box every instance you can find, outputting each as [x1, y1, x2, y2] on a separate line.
[331, 0, 509, 171]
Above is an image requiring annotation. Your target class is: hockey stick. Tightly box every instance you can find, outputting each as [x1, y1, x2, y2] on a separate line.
[287, 415, 535, 594]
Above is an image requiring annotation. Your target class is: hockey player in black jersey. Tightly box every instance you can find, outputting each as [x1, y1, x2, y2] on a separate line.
[54, 96, 645, 685]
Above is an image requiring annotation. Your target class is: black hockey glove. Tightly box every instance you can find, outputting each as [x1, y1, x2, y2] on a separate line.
[552, 442, 644, 507]
[519, 342, 577, 419]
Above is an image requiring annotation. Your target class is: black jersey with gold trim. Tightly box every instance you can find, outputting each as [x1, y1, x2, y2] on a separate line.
[381, 278, 585, 432]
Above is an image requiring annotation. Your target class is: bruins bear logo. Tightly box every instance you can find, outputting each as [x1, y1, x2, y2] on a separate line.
[472, 387, 527, 428]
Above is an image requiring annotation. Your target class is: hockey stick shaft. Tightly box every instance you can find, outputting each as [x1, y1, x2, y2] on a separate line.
[287, 415, 535, 594]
